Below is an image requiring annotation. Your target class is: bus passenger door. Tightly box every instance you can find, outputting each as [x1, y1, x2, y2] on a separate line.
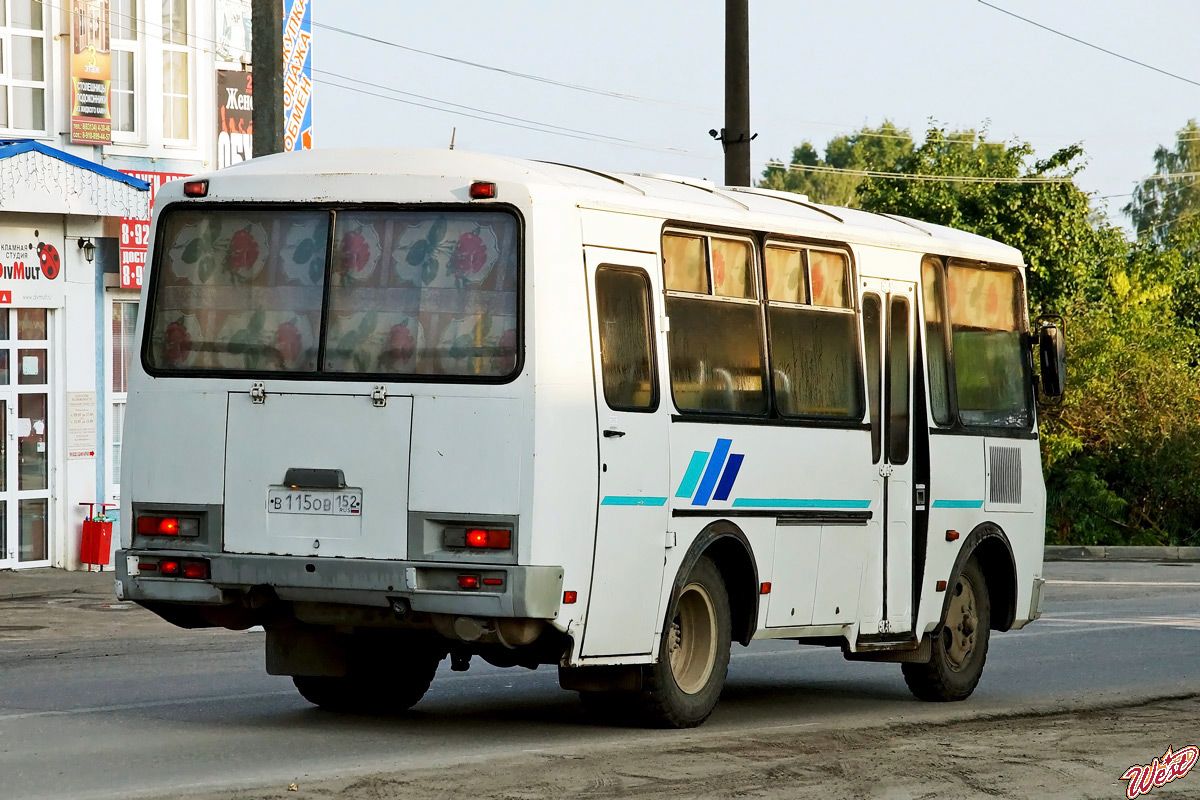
[580, 248, 670, 657]
[860, 279, 916, 635]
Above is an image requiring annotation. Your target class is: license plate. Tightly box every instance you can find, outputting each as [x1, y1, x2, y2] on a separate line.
[267, 488, 362, 516]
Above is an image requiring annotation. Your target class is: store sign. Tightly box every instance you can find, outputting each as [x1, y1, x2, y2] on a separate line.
[67, 392, 98, 460]
[283, 0, 314, 152]
[119, 172, 190, 290]
[217, 70, 254, 169]
[0, 230, 67, 306]
[70, 0, 112, 145]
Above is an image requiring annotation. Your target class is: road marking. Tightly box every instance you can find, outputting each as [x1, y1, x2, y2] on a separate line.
[1039, 616, 1200, 629]
[1046, 580, 1200, 587]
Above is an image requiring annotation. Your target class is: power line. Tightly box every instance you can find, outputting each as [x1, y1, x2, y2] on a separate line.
[976, 1, 1200, 89]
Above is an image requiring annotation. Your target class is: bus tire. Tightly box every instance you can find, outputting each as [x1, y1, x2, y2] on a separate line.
[293, 647, 442, 714]
[902, 556, 990, 702]
[637, 555, 731, 728]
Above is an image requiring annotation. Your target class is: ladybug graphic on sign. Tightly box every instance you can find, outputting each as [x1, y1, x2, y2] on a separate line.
[36, 241, 60, 280]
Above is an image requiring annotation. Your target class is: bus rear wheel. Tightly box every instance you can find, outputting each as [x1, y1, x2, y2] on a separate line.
[293, 645, 442, 714]
[636, 556, 731, 728]
[902, 556, 990, 702]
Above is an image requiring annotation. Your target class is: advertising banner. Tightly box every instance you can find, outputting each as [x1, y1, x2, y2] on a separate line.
[0, 229, 66, 307]
[216, 0, 252, 64]
[118, 172, 191, 290]
[282, 0, 313, 151]
[70, 0, 112, 145]
[217, 70, 254, 169]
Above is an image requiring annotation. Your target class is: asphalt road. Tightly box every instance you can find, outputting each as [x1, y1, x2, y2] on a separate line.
[1, 561, 1197, 800]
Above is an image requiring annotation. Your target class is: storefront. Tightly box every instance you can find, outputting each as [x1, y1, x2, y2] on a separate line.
[0, 141, 147, 569]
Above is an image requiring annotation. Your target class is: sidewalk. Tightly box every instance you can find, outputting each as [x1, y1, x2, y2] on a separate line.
[0, 566, 115, 601]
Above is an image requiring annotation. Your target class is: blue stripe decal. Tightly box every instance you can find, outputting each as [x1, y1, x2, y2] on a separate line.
[932, 499, 984, 509]
[675, 451, 710, 498]
[712, 454, 744, 502]
[691, 438, 732, 506]
[601, 496, 668, 507]
[731, 498, 872, 509]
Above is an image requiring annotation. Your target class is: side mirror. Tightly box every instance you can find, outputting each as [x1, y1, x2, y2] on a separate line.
[1037, 314, 1066, 401]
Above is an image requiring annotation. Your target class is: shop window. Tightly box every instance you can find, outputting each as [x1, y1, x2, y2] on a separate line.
[663, 231, 766, 416]
[111, 300, 137, 491]
[0, 0, 48, 133]
[162, 0, 189, 141]
[110, 0, 139, 137]
[764, 243, 862, 418]
[946, 261, 1031, 428]
[595, 267, 657, 411]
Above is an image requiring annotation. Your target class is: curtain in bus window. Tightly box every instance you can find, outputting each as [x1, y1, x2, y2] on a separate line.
[666, 296, 766, 414]
[710, 237, 753, 299]
[764, 246, 806, 304]
[769, 306, 863, 418]
[147, 209, 329, 371]
[595, 268, 656, 410]
[947, 264, 1030, 428]
[810, 250, 850, 308]
[323, 210, 519, 377]
[887, 297, 911, 464]
[662, 234, 708, 293]
[921, 257, 952, 425]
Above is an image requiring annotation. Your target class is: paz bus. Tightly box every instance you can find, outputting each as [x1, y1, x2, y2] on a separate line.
[115, 148, 1065, 728]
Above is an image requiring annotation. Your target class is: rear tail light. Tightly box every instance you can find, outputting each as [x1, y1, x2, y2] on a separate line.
[458, 574, 480, 590]
[182, 560, 209, 580]
[136, 515, 200, 537]
[158, 560, 180, 576]
[443, 527, 511, 550]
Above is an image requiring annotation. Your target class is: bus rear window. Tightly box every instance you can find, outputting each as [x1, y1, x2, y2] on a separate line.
[146, 207, 521, 380]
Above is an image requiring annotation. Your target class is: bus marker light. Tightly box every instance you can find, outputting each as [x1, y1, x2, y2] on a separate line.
[183, 180, 209, 197]
[469, 181, 497, 199]
[458, 574, 481, 590]
[946, 530, 960, 542]
[482, 577, 503, 586]
[159, 560, 181, 576]
[936, 580, 947, 592]
[563, 591, 578, 604]
[760, 582, 772, 595]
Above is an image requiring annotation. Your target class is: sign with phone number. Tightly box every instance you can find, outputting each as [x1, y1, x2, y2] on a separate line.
[118, 171, 191, 290]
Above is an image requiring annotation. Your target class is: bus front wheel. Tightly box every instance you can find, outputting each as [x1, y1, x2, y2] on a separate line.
[638, 555, 732, 728]
[902, 556, 991, 702]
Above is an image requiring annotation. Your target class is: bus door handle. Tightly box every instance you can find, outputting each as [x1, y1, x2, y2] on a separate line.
[603, 429, 626, 438]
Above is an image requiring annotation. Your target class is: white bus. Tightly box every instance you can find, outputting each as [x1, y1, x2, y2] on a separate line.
[115, 148, 1064, 728]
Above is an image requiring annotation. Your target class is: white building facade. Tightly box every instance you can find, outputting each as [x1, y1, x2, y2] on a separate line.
[0, 0, 254, 569]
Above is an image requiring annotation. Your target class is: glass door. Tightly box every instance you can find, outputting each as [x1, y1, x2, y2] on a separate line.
[0, 308, 53, 568]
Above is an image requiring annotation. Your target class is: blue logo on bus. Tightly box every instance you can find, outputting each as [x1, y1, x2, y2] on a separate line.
[675, 438, 744, 506]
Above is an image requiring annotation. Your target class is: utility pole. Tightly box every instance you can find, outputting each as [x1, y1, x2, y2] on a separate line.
[723, 0, 751, 186]
[252, 0, 284, 155]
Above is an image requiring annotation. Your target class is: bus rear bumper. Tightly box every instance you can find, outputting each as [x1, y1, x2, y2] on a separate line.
[115, 550, 564, 620]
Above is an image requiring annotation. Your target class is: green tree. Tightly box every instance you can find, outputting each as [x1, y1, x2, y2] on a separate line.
[855, 126, 1127, 313]
[758, 121, 912, 207]
[1124, 119, 1200, 245]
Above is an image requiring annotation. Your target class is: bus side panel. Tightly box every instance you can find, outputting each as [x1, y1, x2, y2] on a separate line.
[984, 435, 1045, 627]
[918, 433, 986, 633]
[525, 202, 601, 641]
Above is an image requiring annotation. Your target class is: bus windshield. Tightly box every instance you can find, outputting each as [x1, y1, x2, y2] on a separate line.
[144, 206, 521, 379]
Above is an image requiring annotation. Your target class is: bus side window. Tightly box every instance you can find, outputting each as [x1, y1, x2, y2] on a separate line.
[921, 257, 953, 425]
[862, 294, 883, 463]
[887, 296, 911, 465]
[595, 267, 658, 412]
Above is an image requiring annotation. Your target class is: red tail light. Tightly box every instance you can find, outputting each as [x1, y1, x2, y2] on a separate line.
[182, 560, 209, 580]
[458, 574, 480, 590]
[482, 577, 503, 586]
[469, 181, 497, 199]
[466, 528, 511, 549]
[183, 180, 209, 197]
[563, 591, 578, 604]
[159, 560, 180, 576]
[136, 515, 199, 537]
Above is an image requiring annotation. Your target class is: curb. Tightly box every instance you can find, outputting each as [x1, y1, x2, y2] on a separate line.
[1044, 546, 1200, 562]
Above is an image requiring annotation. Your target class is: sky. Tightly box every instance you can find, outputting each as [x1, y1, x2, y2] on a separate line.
[313, 0, 1200, 233]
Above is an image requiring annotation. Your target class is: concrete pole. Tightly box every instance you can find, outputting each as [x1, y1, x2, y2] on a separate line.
[724, 0, 751, 186]
[252, 0, 284, 155]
